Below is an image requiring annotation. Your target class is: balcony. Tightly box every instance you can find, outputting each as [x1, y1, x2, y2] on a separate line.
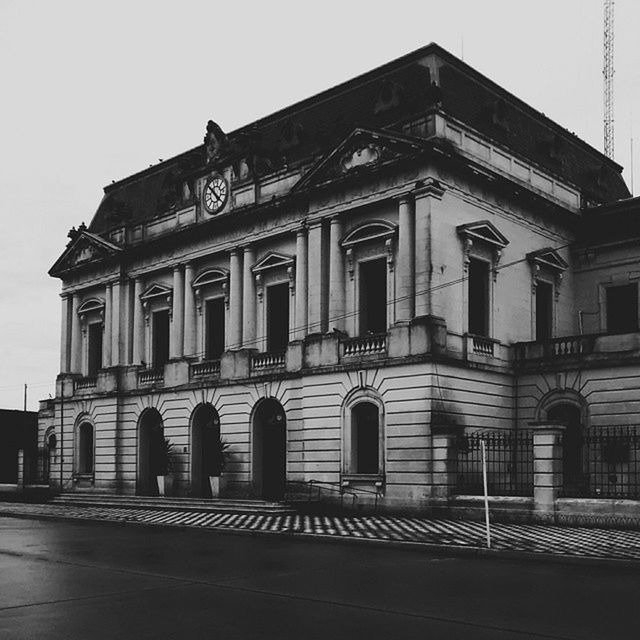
[138, 367, 165, 386]
[342, 334, 387, 358]
[75, 376, 97, 391]
[251, 351, 286, 373]
[190, 359, 221, 378]
[514, 332, 640, 371]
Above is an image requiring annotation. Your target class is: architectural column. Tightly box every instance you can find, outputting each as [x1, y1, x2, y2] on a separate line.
[171, 266, 184, 359]
[242, 245, 256, 349]
[132, 278, 144, 365]
[396, 194, 414, 322]
[307, 220, 324, 334]
[70, 293, 81, 373]
[183, 263, 196, 357]
[328, 216, 345, 332]
[294, 226, 308, 340]
[111, 280, 121, 365]
[229, 249, 243, 349]
[103, 283, 113, 368]
[59, 294, 70, 373]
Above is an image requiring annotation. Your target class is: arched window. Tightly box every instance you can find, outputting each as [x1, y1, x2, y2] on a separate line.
[77, 422, 94, 474]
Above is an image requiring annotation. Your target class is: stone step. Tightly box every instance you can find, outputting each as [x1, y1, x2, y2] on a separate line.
[49, 493, 295, 515]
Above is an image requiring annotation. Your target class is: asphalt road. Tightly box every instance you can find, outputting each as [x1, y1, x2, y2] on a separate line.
[0, 516, 639, 639]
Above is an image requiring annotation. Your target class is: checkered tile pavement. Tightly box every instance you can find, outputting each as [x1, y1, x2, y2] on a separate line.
[2, 501, 640, 562]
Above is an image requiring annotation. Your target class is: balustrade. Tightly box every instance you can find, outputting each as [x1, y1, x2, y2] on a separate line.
[342, 334, 387, 357]
[138, 368, 164, 385]
[191, 359, 221, 378]
[251, 351, 286, 371]
[75, 376, 97, 390]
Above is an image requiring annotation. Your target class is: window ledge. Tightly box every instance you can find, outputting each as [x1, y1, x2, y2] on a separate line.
[341, 473, 385, 488]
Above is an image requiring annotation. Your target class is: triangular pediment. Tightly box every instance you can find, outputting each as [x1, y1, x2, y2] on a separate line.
[527, 247, 568, 272]
[456, 220, 509, 248]
[140, 283, 173, 301]
[252, 252, 295, 273]
[292, 127, 427, 193]
[49, 229, 122, 278]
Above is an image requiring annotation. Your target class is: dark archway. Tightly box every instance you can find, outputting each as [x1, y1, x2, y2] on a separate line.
[253, 399, 286, 500]
[548, 403, 586, 496]
[137, 408, 164, 496]
[191, 404, 221, 497]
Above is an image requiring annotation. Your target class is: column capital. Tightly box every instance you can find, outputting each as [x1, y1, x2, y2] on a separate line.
[412, 177, 445, 200]
[397, 192, 413, 206]
[308, 218, 323, 229]
[329, 214, 342, 225]
[172, 263, 183, 273]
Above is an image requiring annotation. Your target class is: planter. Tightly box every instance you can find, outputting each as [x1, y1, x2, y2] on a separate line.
[209, 475, 226, 498]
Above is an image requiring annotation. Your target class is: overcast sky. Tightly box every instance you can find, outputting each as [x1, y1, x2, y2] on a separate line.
[1, 0, 639, 410]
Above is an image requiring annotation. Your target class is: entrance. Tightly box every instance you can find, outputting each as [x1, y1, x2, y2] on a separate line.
[137, 408, 164, 496]
[253, 399, 286, 500]
[548, 403, 586, 496]
[191, 404, 221, 497]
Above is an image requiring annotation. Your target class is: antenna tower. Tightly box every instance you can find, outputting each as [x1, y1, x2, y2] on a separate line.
[603, 0, 615, 159]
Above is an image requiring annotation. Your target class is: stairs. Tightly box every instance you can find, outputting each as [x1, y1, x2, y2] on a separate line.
[48, 492, 295, 515]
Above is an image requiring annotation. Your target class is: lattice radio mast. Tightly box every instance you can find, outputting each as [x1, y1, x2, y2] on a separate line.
[603, 0, 615, 159]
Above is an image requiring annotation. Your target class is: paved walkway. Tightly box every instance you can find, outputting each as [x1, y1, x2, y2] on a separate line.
[2, 501, 640, 563]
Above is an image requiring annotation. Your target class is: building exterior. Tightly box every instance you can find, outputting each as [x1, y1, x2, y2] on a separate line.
[0, 409, 37, 489]
[39, 43, 640, 519]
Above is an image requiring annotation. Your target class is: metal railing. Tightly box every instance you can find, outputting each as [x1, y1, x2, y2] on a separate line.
[456, 429, 534, 496]
[286, 480, 358, 509]
[342, 333, 386, 357]
[251, 351, 286, 371]
[191, 359, 221, 378]
[561, 425, 640, 499]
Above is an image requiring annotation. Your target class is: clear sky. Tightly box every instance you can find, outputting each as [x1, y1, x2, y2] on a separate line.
[1, 0, 639, 410]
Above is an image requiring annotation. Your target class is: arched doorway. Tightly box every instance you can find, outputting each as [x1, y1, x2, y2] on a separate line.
[137, 408, 164, 496]
[253, 399, 286, 500]
[548, 403, 586, 496]
[43, 430, 57, 484]
[191, 404, 221, 497]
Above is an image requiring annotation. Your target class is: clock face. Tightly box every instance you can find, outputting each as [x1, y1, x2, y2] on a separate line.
[203, 175, 228, 214]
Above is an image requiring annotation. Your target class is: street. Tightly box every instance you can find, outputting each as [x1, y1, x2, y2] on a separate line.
[0, 516, 638, 639]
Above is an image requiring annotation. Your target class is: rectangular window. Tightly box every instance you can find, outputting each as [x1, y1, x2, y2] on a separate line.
[205, 298, 225, 359]
[359, 258, 387, 335]
[606, 283, 638, 334]
[87, 322, 103, 376]
[267, 283, 289, 352]
[152, 310, 170, 367]
[535, 281, 553, 341]
[468, 258, 490, 337]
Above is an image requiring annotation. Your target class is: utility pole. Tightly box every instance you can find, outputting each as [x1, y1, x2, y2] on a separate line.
[603, 0, 615, 159]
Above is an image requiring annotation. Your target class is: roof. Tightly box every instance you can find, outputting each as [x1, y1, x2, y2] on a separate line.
[580, 195, 640, 245]
[85, 42, 630, 235]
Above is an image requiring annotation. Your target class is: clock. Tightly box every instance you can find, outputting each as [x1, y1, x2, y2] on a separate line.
[203, 175, 229, 214]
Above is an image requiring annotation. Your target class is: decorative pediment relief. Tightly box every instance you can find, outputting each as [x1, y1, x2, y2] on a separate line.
[193, 268, 230, 312]
[252, 252, 295, 274]
[526, 247, 569, 272]
[49, 229, 122, 278]
[456, 220, 509, 249]
[140, 283, 173, 302]
[77, 298, 105, 315]
[292, 127, 426, 193]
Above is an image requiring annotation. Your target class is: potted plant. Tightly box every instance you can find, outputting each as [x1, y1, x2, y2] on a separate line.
[207, 437, 230, 498]
[155, 438, 174, 497]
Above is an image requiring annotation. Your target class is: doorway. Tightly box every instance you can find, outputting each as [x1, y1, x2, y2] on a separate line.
[253, 399, 286, 500]
[191, 404, 221, 497]
[137, 408, 164, 496]
[548, 403, 586, 496]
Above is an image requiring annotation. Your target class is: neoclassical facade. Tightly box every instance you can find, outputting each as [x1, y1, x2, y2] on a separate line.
[38, 44, 640, 515]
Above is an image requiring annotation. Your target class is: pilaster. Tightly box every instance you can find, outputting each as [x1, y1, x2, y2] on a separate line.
[132, 278, 144, 365]
[229, 249, 243, 349]
[328, 216, 345, 332]
[183, 263, 196, 356]
[242, 245, 256, 349]
[307, 220, 324, 333]
[171, 266, 184, 359]
[396, 194, 414, 322]
[295, 226, 308, 340]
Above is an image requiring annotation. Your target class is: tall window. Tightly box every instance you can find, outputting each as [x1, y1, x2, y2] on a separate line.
[606, 283, 638, 334]
[87, 323, 103, 376]
[205, 298, 225, 359]
[352, 402, 380, 474]
[152, 310, 170, 367]
[359, 258, 387, 335]
[77, 422, 94, 474]
[267, 283, 289, 352]
[535, 281, 553, 341]
[468, 258, 490, 337]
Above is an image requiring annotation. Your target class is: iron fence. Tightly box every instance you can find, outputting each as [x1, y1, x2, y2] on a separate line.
[561, 425, 640, 499]
[455, 429, 534, 497]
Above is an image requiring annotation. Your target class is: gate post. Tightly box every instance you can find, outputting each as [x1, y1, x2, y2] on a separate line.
[431, 423, 463, 499]
[530, 422, 565, 518]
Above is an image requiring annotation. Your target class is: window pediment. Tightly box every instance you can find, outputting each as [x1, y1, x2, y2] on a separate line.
[341, 220, 397, 248]
[140, 283, 173, 303]
[456, 220, 509, 249]
[77, 298, 105, 315]
[252, 252, 295, 274]
[192, 268, 229, 288]
[526, 248, 568, 273]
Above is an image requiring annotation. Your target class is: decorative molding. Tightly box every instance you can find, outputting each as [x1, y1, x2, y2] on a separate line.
[252, 251, 295, 274]
[385, 238, 394, 272]
[413, 177, 446, 200]
[255, 273, 264, 302]
[346, 248, 355, 281]
[341, 220, 397, 249]
[287, 265, 295, 294]
[527, 247, 568, 299]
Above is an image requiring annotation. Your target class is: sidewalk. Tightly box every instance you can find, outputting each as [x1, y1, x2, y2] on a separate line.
[2, 500, 640, 563]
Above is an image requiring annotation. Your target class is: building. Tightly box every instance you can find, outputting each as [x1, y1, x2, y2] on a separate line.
[0, 409, 38, 491]
[39, 43, 640, 520]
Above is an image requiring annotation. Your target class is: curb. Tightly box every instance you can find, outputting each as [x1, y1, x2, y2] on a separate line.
[2, 507, 640, 570]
